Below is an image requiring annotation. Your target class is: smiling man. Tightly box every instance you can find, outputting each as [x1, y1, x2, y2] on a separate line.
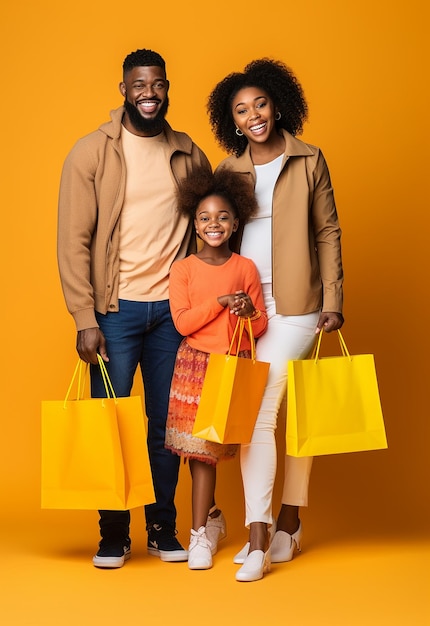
[58, 48, 211, 568]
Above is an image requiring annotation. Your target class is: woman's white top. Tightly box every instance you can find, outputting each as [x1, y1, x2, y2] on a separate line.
[240, 154, 283, 285]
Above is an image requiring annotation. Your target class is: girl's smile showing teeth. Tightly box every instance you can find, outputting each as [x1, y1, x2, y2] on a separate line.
[205, 231, 223, 238]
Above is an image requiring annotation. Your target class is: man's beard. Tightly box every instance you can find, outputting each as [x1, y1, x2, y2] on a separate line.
[123, 97, 169, 135]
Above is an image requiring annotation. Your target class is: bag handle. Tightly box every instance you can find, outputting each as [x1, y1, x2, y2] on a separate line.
[63, 355, 117, 407]
[97, 354, 117, 400]
[313, 329, 351, 363]
[64, 360, 88, 405]
[227, 317, 256, 361]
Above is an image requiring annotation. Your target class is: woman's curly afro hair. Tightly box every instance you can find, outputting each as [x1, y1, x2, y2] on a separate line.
[176, 166, 258, 225]
[207, 58, 308, 157]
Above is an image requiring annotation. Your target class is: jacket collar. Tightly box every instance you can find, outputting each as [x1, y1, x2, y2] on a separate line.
[99, 106, 193, 154]
[234, 129, 315, 175]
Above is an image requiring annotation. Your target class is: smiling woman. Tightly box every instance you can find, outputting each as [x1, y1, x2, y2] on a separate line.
[232, 87, 284, 164]
[208, 58, 344, 582]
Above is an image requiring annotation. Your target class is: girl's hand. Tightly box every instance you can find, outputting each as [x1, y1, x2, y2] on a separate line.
[231, 291, 256, 317]
[218, 291, 256, 317]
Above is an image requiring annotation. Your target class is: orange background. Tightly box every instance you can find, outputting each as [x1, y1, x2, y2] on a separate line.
[1, 1, 429, 624]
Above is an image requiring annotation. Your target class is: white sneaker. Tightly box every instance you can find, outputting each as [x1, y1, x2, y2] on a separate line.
[205, 508, 226, 555]
[188, 527, 213, 570]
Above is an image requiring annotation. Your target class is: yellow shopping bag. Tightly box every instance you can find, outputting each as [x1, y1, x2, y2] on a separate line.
[192, 317, 270, 444]
[41, 356, 155, 510]
[286, 331, 387, 457]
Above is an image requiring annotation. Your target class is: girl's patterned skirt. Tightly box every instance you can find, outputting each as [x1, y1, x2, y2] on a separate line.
[165, 339, 250, 465]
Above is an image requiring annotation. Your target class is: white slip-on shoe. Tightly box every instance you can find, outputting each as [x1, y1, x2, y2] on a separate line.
[270, 523, 302, 563]
[235, 548, 271, 582]
[188, 526, 213, 570]
[233, 520, 276, 564]
[205, 507, 227, 555]
[233, 542, 250, 564]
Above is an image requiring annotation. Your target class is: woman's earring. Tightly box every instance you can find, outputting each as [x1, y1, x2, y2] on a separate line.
[275, 112, 281, 121]
[235, 127, 244, 136]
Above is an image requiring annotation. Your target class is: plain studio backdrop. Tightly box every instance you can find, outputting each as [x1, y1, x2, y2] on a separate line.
[1, 1, 429, 624]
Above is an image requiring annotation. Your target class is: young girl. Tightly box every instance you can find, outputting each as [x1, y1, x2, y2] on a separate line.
[165, 167, 268, 570]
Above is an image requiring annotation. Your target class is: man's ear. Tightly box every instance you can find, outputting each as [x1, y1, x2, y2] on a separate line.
[119, 82, 126, 98]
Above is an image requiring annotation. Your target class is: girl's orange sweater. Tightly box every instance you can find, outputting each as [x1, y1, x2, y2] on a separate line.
[169, 253, 267, 354]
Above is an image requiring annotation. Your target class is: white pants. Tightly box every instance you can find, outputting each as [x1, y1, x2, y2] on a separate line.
[240, 288, 319, 526]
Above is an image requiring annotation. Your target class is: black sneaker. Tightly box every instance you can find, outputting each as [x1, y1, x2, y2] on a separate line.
[147, 522, 188, 562]
[92, 539, 131, 568]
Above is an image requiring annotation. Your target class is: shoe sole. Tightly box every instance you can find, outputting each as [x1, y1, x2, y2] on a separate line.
[188, 561, 212, 570]
[147, 547, 188, 562]
[236, 571, 264, 582]
[92, 551, 131, 569]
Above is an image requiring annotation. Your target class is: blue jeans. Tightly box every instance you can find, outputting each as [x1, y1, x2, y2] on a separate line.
[91, 299, 183, 536]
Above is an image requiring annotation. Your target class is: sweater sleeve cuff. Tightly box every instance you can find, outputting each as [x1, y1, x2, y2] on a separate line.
[73, 308, 99, 332]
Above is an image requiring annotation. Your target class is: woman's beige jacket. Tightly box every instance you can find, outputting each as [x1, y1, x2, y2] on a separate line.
[217, 130, 343, 316]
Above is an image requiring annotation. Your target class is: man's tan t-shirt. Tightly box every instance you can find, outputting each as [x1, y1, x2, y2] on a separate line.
[118, 125, 190, 301]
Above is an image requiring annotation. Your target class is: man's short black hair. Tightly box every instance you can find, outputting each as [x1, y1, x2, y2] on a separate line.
[122, 49, 166, 76]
